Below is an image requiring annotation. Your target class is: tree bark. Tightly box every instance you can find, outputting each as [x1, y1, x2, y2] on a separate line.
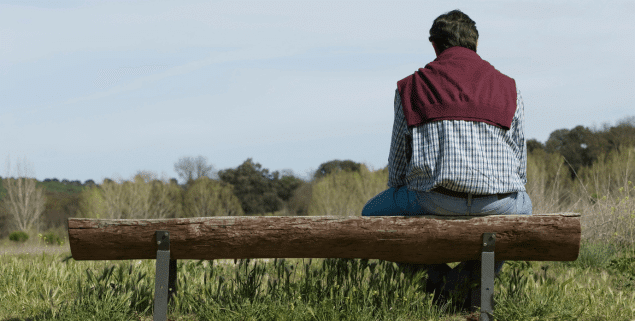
[68, 213, 581, 263]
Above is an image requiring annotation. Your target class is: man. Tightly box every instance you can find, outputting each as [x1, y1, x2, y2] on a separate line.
[362, 10, 532, 312]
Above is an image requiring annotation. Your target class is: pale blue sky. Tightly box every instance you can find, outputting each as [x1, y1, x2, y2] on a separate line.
[1, 0, 633, 183]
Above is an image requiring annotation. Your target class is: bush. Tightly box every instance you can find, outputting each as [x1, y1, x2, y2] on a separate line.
[8, 231, 29, 243]
[308, 165, 387, 216]
[39, 231, 64, 245]
[183, 177, 243, 217]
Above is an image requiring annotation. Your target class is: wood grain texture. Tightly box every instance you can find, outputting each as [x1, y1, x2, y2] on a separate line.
[68, 213, 581, 263]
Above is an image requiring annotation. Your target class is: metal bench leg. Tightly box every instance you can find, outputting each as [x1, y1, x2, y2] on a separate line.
[481, 232, 495, 321]
[154, 231, 171, 321]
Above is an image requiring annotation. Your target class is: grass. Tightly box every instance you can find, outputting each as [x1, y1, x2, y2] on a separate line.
[1, 148, 635, 320]
[0, 238, 634, 321]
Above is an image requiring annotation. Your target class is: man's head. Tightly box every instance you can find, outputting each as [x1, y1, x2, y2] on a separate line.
[429, 10, 479, 54]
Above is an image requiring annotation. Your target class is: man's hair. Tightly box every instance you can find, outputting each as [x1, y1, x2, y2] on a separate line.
[428, 10, 479, 53]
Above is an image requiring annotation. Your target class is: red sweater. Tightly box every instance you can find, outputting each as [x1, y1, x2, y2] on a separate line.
[397, 46, 517, 130]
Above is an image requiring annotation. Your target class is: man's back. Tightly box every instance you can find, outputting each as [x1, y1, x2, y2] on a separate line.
[388, 88, 527, 195]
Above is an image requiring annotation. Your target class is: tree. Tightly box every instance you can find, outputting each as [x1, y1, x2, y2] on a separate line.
[274, 171, 304, 202]
[287, 182, 313, 216]
[174, 156, 215, 184]
[147, 174, 184, 219]
[313, 160, 363, 180]
[526, 139, 545, 153]
[545, 126, 599, 178]
[78, 171, 183, 219]
[602, 118, 635, 153]
[98, 175, 128, 219]
[308, 165, 387, 216]
[42, 190, 81, 230]
[182, 177, 243, 217]
[125, 173, 154, 219]
[2, 157, 46, 231]
[77, 186, 107, 219]
[218, 158, 282, 215]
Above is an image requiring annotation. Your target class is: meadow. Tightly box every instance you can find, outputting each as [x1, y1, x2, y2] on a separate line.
[1, 148, 635, 320]
[0, 239, 633, 320]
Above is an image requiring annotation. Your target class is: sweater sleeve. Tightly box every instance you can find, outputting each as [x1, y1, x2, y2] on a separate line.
[387, 89, 412, 188]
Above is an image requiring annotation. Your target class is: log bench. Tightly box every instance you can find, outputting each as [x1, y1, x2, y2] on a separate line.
[68, 213, 581, 321]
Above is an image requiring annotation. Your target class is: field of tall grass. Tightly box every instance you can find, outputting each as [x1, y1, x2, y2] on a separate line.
[1, 148, 635, 320]
[0, 242, 633, 320]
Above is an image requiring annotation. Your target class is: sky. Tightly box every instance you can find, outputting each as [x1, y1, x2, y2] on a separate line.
[1, 0, 634, 184]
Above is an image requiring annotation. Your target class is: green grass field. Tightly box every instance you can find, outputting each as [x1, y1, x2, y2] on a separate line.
[1, 237, 634, 321]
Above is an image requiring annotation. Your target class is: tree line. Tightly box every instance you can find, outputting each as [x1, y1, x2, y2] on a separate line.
[528, 116, 635, 179]
[0, 156, 370, 236]
[1, 116, 634, 237]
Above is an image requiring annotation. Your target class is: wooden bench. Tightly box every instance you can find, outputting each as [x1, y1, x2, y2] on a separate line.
[68, 213, 581, 321]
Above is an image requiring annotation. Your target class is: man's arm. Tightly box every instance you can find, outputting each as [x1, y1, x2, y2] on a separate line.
[387, 90, 411, 188]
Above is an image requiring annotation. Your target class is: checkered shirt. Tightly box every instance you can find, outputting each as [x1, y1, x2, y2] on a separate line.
[387, 89, 528, 194]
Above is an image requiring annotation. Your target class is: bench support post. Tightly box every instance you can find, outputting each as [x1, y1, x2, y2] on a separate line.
[480, 232, 495, 321]
[154, 231, 176, 321]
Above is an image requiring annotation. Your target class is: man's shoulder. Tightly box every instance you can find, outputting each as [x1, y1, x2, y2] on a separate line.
[480, 60, 516, 89]
[397, 72, 415, 89]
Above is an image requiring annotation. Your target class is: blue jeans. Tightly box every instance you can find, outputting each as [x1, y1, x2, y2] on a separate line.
[362, 186, 532, 306]
[362, 186, 532, 217]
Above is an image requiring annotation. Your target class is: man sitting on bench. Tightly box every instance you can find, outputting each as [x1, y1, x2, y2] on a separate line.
[362, 9, 532, 312]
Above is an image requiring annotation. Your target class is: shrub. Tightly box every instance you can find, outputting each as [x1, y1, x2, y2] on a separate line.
[183, 177, 243, 217]
[8, 231, 29, 243]
[39, 231, 64, 245]
[78, 175, 184, 219]
[308, 165, 388, 216]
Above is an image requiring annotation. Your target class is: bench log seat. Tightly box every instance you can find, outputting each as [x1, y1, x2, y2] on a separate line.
[67, 213, 581, 321]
